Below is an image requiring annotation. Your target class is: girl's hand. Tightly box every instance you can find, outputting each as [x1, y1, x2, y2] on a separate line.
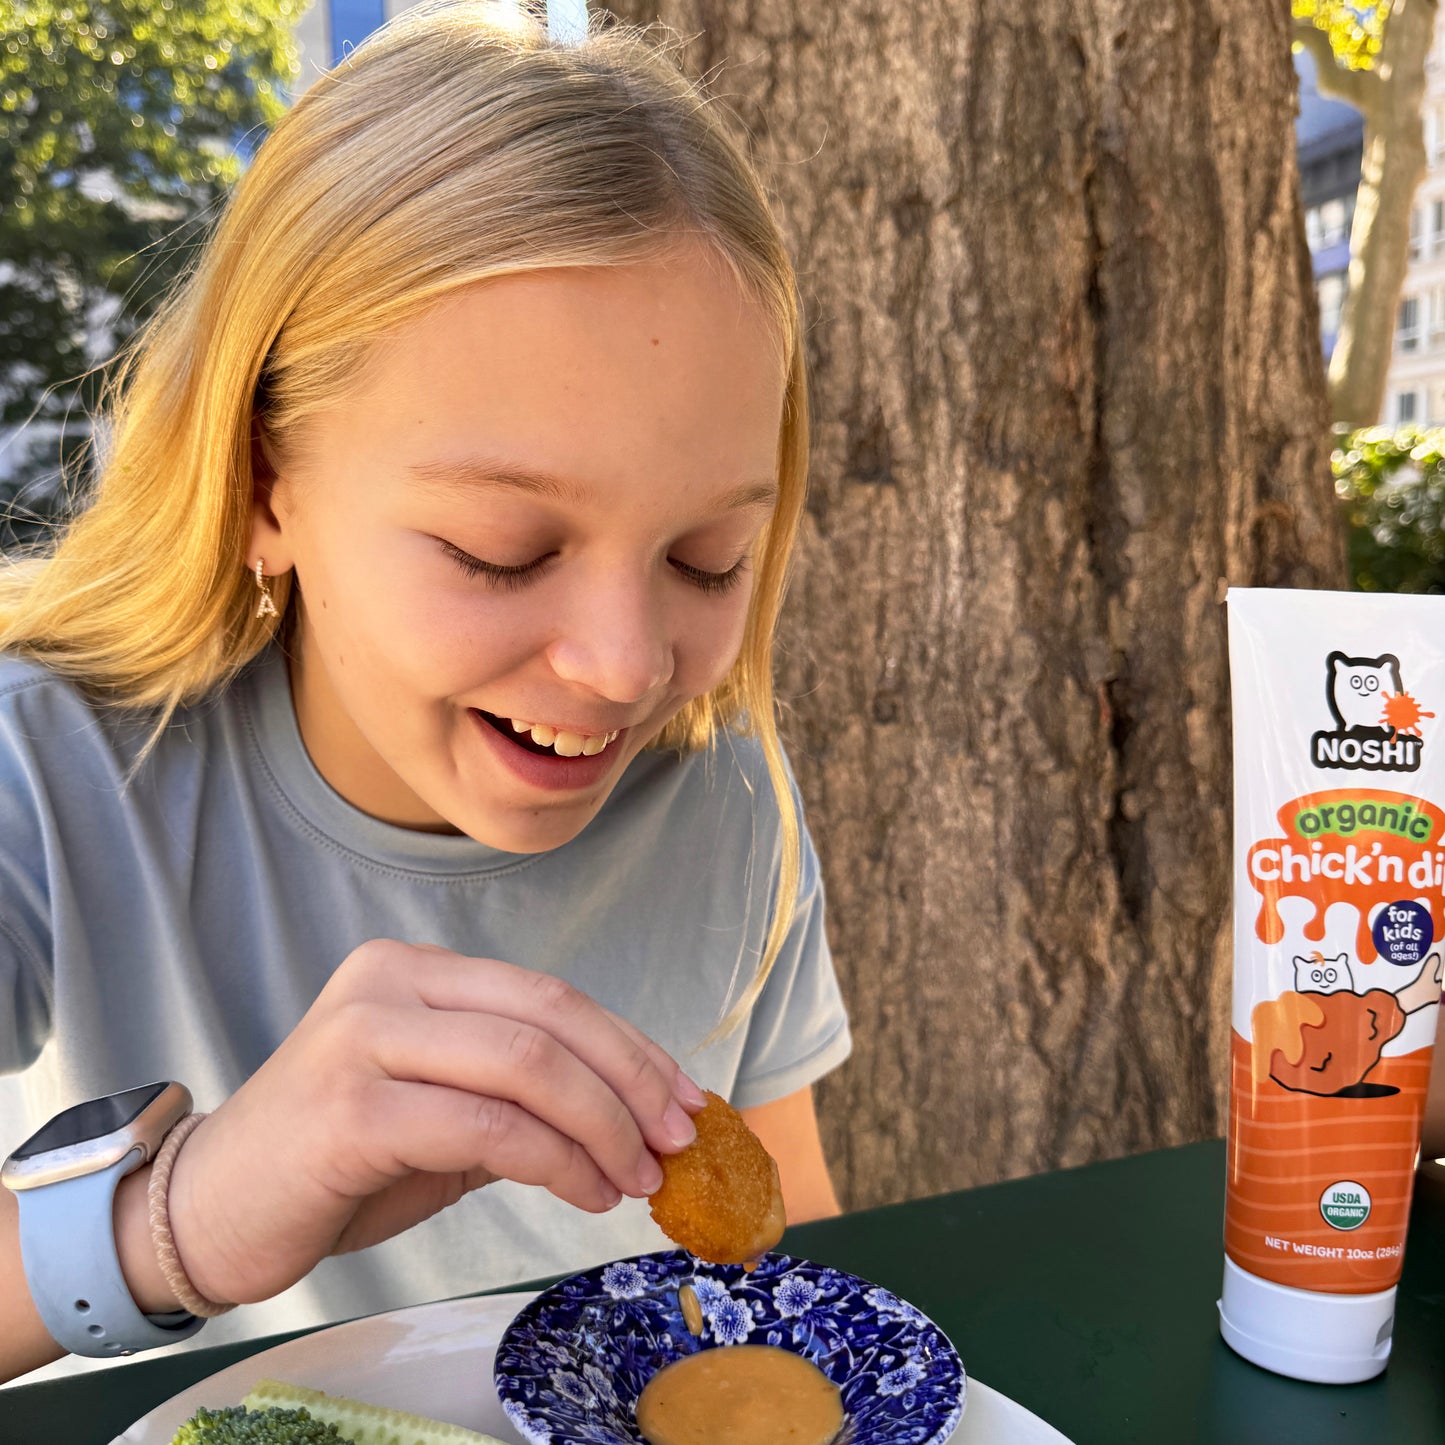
[162, 939, 705, 1307]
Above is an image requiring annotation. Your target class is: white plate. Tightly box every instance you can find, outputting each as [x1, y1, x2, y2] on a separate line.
[113, 1292, 1074, 1445]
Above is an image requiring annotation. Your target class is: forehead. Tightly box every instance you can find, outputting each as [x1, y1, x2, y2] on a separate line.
[327, 251, 787, 506]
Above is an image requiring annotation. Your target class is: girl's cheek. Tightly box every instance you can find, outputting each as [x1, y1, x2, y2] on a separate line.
[683, 594, 752, 690]
[372, 579, 537, 681]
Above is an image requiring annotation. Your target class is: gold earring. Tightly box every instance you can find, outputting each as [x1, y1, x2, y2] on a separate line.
[253, 559, 279, 620]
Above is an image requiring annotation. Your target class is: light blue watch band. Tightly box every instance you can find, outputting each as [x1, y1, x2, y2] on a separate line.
[15, 1145, 203, 1357]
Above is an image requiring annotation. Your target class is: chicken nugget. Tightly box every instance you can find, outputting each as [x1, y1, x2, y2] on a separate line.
[648, 1090, 785, 1265]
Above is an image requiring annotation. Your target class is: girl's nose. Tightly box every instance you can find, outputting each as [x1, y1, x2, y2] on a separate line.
[546, 575, 675, 704]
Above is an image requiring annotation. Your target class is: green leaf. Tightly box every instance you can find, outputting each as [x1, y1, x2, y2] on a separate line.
[1335, 424, 1445, 593]
[1, 0, 299, 494]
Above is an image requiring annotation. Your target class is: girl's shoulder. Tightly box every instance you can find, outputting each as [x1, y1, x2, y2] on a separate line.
[0, 657, 117, 851]
[0, 658, 151, 809]
[707, 723, 804, 807]
[0, 652, 244, 775]
[0, 653, 105, 734]
[605, 723, 799, 852]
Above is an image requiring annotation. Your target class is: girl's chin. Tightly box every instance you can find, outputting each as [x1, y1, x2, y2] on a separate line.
[443, 796, 610, 855]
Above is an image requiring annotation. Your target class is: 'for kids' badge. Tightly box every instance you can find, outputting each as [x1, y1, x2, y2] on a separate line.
[1372, 899, 1434, 966]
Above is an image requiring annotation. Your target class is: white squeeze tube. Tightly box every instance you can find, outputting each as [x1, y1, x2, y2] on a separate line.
[1219, 588, 1445, 1383]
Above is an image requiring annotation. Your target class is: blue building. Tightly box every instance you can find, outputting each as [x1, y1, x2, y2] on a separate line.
[1295, 48, 1364, 361]
[323, 0, 390, 63]
[294, 0, 408, 85]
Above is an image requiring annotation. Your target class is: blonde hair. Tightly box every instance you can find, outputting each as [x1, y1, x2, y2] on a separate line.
[0, 2, 807, 1031]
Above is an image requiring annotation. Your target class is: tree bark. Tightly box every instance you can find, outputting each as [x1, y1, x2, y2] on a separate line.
[1301, 0, 1438, 426]
[609, 0, 1345, 1209]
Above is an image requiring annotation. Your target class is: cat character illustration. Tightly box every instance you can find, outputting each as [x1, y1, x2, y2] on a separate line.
[1325, 651, 1402, 736]
[1292, 952, 1354, 994]
[1253, 951, 1443, 1098]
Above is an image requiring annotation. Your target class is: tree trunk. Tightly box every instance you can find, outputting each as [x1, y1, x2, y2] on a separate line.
[609, 0, 1345, 1210]
[1299, 0, 1437, 427]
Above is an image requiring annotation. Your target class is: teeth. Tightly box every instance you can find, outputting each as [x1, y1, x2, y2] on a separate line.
[503, 716, 619, 757]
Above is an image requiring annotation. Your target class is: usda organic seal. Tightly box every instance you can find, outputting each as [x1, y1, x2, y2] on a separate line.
[1320, 1180, 1371, 1231]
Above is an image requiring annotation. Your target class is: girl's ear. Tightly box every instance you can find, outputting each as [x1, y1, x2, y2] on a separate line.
[248, 415, 296, 574]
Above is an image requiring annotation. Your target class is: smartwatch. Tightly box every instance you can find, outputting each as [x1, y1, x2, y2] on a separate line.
[2, 1080, 205, 1356]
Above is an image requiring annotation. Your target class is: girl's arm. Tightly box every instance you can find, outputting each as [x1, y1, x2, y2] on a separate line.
[0, 1185, 64, 1379]
[0, 1156, 194, 1380]
[1, 938, 704, 1385]
[740, 1086, 841, 1223]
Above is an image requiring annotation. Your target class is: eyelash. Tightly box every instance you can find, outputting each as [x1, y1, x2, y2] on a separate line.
[441, 541, 748, 596]
[441, 542, 551, 592]
[670, 558, 750, 595]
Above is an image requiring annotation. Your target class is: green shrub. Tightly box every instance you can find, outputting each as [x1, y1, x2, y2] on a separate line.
[1334, 424, 1445, 593]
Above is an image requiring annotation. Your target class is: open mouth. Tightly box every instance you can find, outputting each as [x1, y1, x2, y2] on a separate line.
[474, 709, 620, 759]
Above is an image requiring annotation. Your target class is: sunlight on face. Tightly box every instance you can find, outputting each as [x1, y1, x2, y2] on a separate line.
[251, 248, 786, 853]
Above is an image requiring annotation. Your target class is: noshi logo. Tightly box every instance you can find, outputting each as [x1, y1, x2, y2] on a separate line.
[1311, 651, 1433, 773]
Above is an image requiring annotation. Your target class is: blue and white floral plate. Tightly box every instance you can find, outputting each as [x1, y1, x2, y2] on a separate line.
[493, 1251, 966, 1445]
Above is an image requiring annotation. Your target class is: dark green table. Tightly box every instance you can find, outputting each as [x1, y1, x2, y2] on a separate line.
[3, 1139, 1442, 1445]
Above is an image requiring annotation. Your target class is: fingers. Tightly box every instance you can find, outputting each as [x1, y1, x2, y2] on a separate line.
[365, 1006, 662, 1198]
[597, 1003, 709, 1114]
[393, 951, 701, 1156]
[369, 1080, 623, 1214]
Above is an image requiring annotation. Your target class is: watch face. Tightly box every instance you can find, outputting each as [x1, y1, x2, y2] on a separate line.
[9, 1081, 170, 1160]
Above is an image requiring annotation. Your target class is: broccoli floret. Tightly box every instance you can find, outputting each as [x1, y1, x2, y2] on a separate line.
[170, 1404, 356, 1444]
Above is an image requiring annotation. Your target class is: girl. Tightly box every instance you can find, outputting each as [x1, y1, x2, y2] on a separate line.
[0, 2, 850, 1383]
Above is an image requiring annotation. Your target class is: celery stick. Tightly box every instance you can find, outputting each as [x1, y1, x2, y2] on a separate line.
[240, 1380, 507, 1445]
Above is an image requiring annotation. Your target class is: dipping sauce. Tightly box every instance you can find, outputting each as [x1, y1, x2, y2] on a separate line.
[635, 1344, 844, 1445]
[678, 1283, 704, 1337]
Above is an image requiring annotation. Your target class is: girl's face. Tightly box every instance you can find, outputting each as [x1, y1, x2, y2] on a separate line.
[251, 249, 786, 853]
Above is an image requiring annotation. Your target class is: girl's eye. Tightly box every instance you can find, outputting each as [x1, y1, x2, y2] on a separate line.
[670, 557, 749, 595]
[441, 540, 552, 591]
[441, 540, 748, 596]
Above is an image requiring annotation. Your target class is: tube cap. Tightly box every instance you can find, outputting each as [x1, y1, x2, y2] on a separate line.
[1218, 1256, 1394, 1384]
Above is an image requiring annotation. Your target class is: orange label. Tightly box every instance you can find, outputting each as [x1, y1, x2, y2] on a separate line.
[1224, 1030, 1432, 1293]
[1246, 789, 1445, 963]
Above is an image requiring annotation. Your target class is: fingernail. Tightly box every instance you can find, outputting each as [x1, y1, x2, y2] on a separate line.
[663, 1101, 697, 1150]
[638, 1155, 664, 1195]
[674, 1070, 708, 1110]
[601, 1185, 623, 1210]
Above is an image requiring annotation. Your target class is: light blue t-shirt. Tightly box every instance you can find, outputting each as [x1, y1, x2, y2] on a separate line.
[0, 645, 849, 1363]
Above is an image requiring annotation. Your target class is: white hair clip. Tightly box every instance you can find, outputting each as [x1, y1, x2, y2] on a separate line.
[547, 0, 588, 45]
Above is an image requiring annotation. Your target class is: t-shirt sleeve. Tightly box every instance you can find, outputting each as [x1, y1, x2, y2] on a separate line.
[0, 681, 56, 1073]
[729, 814, 851, 1110]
